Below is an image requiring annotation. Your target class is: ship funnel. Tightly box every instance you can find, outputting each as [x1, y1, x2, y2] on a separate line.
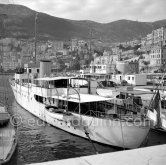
[40, 60, 52, 78]
[116, 61, 129, 74]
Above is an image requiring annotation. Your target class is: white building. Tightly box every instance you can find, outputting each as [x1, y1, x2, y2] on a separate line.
[124, 74, 147, 86]
[112, 74, 147, 86]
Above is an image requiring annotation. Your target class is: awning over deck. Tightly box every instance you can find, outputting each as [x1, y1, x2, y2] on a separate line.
[52, 93, 112, 103]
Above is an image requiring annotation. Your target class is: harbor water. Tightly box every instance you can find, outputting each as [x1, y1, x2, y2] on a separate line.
[1, 74, 166, 165]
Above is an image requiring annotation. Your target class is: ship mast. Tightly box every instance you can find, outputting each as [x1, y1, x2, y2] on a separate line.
[34, 12, 38, 64]
[89, 29, 92, 57]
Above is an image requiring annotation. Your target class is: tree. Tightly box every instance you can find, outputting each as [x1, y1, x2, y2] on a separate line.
[57, 59, 66, 71]
[142, 60, 150, 66]
[141, 60, 150, 73]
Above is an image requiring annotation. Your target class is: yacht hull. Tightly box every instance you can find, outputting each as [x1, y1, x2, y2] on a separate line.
[10, 83, 150, 149]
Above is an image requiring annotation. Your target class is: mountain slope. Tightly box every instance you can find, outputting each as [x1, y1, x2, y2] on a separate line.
[0, 4, 166, 42]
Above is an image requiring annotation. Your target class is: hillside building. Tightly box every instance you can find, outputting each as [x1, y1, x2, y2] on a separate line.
[149, 45, 166, 70]
[152, 26, 166, 46]
[89, 51, 116, 74]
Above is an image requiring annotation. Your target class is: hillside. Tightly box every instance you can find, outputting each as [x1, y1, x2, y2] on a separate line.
[0, 4, 166, 42]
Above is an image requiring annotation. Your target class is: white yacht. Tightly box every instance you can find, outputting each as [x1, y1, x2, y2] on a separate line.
[10, 60, 151, 149]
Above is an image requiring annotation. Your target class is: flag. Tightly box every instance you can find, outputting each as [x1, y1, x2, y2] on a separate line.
[152, 90, 160, 111]
[149, 90, 160, 112]
[149, 90, 162, 128]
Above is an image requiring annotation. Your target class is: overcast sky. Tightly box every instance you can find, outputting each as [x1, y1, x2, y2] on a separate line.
[1, 0, 166, 23]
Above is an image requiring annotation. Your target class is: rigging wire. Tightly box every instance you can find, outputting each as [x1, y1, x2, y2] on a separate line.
[114, 99, 125, 150]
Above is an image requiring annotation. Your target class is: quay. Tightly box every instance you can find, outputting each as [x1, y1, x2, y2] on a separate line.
[29, 144, 166, 165]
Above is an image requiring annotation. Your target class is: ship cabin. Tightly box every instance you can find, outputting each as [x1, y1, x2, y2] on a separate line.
[33, 77, 149, 119]
[34, 76, 89, 90]
[33, 77, 134, 119]
[14, 62, 40, 85]
[33, 76, 116, 118]
[53, 94, 115, 118]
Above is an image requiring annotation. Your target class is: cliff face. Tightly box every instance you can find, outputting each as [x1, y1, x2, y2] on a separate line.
[0, 4, 166, 42]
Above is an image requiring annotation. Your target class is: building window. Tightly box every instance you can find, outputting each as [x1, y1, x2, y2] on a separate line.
[132, 77, 134, 80]
[128, 77, 130, 80]
[37, 69, 39, 73]
[29, 69, 31, 73]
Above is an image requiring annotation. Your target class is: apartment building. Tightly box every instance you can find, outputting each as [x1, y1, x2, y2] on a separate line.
[89, 51, 116, 74]
[152, 26, 166, 46]
[150, 45, 166, 69]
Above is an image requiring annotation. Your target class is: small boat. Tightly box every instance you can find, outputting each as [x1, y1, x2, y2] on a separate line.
[0, 106, 10, 126]
[0, 104, 17, 164]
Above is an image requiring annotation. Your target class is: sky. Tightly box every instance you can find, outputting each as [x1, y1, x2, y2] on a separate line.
[1, 0, 166, 23]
